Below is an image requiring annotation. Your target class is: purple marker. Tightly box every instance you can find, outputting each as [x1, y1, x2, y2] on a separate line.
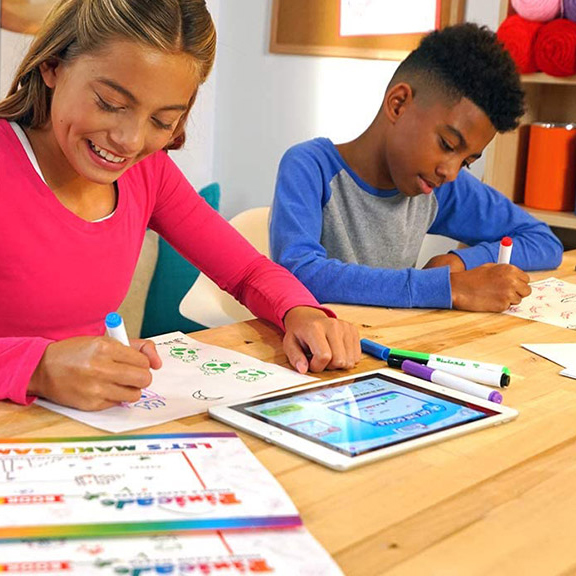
[401, 360, 503, 404]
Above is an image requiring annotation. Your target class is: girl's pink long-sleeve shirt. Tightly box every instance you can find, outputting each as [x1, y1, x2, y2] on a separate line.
[0, 120, 332, 405]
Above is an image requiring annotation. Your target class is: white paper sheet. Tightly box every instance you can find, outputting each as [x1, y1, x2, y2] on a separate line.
[0, 433, 301, 540]
[505, 278, 576, 330]
[340, 0, 437, 36]
[521, 343, 576, 368]
[560, 368, 576, 379]
[0, 527, 343, 575]
[37, 332, 317, 433]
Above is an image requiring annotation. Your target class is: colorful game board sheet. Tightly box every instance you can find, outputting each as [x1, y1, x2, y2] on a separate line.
[0, 433, 301, 540]
[37, 332, 317, 432]
[0, 527, 343, 575]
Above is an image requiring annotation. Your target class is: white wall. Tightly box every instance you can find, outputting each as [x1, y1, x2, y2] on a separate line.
[213, 1, 396, 218]
[169, 0, 219, 190]
[213, 0, 501, 220]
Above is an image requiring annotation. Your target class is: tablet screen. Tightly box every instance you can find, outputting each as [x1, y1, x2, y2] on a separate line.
[231, 373, 500, 457]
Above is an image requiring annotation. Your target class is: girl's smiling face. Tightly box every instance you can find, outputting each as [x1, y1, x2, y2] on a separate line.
[38, 39, 199, 185]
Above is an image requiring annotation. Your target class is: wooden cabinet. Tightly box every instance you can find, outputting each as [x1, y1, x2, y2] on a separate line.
[483, 0, 576, 231]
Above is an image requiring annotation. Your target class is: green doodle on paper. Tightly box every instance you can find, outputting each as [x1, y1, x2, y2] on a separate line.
[169, 346, 198, 362]
[235, 368, 270, 382]
[200, 360, 235, 375]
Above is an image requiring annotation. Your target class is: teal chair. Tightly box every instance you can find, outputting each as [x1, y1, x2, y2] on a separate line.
[140, 182, 221, 338]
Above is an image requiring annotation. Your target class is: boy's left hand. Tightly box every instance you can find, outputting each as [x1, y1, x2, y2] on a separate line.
[283, 307, 361, 374]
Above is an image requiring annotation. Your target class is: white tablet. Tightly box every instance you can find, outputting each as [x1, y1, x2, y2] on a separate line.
[209, 369, 518, 471]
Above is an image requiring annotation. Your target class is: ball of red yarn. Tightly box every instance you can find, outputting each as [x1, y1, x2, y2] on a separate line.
[534, 19, 576, 77]
[497, 15, 543, 73]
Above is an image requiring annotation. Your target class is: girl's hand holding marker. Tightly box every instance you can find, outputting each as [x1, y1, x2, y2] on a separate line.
[28, 313, 161, 412]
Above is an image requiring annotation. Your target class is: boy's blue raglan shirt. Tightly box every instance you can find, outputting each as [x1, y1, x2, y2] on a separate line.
[270, 138, 563, 309]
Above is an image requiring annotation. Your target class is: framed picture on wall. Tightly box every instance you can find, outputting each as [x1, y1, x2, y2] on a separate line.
[270, 0, 466, 61]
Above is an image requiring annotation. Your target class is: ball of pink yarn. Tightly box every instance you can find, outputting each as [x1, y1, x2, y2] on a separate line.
[511, 0, 561, 21]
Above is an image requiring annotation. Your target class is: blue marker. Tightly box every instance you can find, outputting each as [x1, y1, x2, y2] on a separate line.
[105, 312, 130, 346]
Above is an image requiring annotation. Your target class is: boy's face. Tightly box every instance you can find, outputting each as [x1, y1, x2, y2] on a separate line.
[385, 90, 497, 197]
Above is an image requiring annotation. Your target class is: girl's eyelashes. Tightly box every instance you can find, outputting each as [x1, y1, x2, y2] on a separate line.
[95, 93, 123, 113]
[95, 92, 175, 130]
[153, 117, 175, 131]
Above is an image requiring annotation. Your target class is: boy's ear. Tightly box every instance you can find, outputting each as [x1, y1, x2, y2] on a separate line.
[38, 58, 61, 89]
[383, 83, 414, 124]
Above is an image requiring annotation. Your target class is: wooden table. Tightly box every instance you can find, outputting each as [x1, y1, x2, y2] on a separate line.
[3, 253, 576, 575]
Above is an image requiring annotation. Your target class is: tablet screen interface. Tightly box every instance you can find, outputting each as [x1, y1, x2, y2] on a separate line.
[231, 373, 500, 457]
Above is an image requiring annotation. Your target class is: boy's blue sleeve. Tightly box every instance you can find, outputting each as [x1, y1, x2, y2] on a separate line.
[270, 147, 452, 309]
[429, 170, 563, 270]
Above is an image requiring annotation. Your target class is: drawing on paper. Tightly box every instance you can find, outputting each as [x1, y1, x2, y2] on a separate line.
[200, 360, 237, 375]
[234, 368, 271, 382]
[169, 346, 199, 362]
[192, 390, 224, 402]
[505, 278, 576, 330]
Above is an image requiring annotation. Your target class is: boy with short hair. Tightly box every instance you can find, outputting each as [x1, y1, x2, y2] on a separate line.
[270, 23, 563, 312]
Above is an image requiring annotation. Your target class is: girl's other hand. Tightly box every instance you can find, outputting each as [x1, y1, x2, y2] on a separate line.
[282, 307, 361, 373]
[28, 336, 162, 411]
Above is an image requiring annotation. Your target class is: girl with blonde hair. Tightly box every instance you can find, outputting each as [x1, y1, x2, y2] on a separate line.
[0, 0, 360, 411]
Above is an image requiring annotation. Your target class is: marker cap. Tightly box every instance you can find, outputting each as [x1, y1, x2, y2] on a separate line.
[360, 339, 390, 361]
[387, 352, 429, 369]
[401, 360, 433, 380]
[501, 236, 513, 247]
[488, 390, 503, 404]
[105, 312, 122, 329]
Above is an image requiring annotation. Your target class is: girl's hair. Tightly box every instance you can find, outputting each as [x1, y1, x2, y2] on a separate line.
[0, 0, 216, 150]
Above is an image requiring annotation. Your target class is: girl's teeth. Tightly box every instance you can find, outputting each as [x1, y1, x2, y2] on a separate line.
[90, 142, 125, 164]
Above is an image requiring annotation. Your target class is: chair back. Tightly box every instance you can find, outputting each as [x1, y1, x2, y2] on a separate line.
[179, 207, 271, 327]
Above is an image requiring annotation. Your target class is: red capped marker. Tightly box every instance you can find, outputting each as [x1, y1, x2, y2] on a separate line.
[497, 236, 513, 265]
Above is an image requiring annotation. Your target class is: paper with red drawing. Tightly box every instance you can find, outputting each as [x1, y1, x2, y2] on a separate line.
[505, 278, 576, 330]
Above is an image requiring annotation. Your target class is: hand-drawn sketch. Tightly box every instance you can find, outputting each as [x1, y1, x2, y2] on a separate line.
[505, 278, 576, 330]
[37, 332, 317, 433]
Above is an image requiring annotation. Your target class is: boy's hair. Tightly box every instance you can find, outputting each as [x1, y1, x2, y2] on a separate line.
[390, 23, 524, 132]
[0, 0, 216, 150]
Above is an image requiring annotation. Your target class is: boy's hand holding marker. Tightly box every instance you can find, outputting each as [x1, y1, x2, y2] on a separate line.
[426, 236, 531, 312]
[497, 237, 514, 265]
[28, 313, 161, 412]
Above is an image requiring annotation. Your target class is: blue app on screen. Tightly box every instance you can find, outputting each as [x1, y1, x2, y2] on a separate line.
[238, 374, 492, 456]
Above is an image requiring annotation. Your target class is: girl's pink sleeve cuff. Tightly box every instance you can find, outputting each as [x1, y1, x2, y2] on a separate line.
[0, 338, 53, 406]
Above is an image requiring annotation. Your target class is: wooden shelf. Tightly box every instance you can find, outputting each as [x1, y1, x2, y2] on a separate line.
[483, 0, 576, 230]
[519, 205, 576, 230]
[521, 73, 576, 86]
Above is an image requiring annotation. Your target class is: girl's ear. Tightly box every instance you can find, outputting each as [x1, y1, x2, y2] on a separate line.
[38, 58, 61, 89]
[383, 82, 414, 124]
